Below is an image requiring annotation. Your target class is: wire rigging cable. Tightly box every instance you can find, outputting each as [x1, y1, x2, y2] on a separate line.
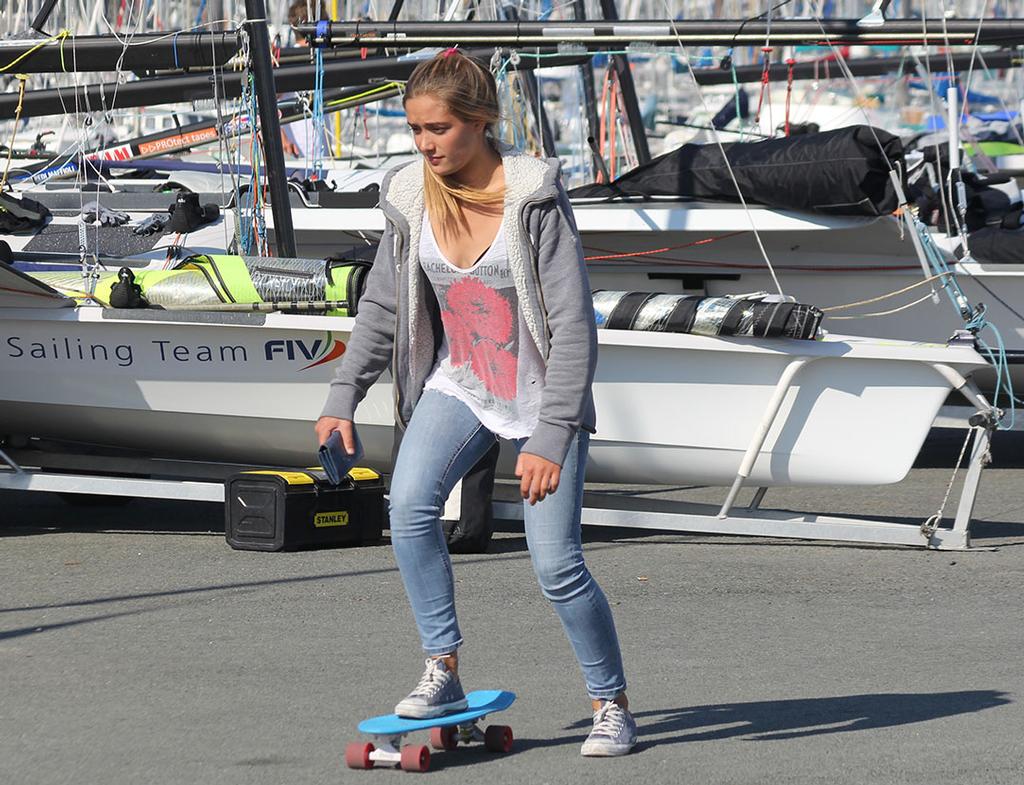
[663, 0, 785, 297]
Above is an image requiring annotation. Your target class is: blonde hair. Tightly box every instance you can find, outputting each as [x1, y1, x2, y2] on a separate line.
[404, 50, 505, 236]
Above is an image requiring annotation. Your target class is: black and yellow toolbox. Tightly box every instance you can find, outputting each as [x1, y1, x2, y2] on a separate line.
[225, 467, 386, 551]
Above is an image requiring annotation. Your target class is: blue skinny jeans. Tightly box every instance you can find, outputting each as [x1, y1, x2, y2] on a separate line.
[387, 389, 627, 700]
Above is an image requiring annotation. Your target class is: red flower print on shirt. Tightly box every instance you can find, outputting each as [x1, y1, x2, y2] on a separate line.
[446, 276, 513, 343]
[470, 340, 518, 400]
[441, 310, 473, 366]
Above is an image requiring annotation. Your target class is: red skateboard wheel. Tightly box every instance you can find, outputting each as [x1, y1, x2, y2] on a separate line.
[484, 724, 514, 753]
[345, 741, 374, 769]
[430, 725, 458, 751]
[400, 744, 430, 772]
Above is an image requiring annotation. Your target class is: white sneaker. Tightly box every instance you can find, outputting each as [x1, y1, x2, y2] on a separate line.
[580, 701, 638, 757]
[394, 658, 468, 719]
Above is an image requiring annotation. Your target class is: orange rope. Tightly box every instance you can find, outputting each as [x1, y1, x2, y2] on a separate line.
[753, 47, 772, 125]
[597, 69, 611, 182]
[784, 58, 795, 135]
[584, 230, 750, 262]
[609, 77, 618, 181]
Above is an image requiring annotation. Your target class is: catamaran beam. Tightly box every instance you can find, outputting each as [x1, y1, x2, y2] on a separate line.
[298, 18, 1024, 48]
[0, 32, 240, 73]
[691, 47, 1022, 86]
[0, 47, 585, 119]
[10, 83, 400, 184]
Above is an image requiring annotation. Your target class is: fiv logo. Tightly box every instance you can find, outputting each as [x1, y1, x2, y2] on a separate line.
[264, 331, 346, 370]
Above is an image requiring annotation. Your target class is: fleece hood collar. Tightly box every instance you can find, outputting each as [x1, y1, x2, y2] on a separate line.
[375, 148, 563, 402]
[378, 145, 562, 223]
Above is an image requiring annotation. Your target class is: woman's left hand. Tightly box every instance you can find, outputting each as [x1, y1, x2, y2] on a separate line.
[516, 453, 561, 506]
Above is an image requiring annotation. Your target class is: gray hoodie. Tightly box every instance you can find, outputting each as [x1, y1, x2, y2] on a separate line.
[320, 150, 597, 466]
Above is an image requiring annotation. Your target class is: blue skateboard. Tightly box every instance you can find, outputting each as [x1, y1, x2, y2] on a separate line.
[345, 690, 516, 772]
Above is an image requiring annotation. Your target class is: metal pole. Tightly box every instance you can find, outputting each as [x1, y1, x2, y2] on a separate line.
[572, 0, 603, 178]
[300, 18, 1024, 47]
[388, 0, 406, 21]
[245, 0, 298, 257]
[0, 32, 239, 72]
[692, 48, 1022, 86]
[718, 358, 812, 518]
[1, 46, 586, 118]
[12, 83, 401, 184]
[30, 0, 60, 35]
[597, 0, 651, 164]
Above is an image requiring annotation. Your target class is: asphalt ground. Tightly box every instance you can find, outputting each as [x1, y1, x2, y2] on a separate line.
[2, 431, 1023, 785]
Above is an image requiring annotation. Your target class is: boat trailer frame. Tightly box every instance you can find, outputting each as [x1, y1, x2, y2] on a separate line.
[0, 361, 1001, 550]
[491, 357, 1001, 551]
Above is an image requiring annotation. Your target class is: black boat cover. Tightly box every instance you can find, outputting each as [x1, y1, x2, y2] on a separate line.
[0, 192, 51, 232]
[911, 167, 1021, 231]
[962, 225, 1024, 264]
[570, 125, 903, 216]
[593, 291, 823, 340]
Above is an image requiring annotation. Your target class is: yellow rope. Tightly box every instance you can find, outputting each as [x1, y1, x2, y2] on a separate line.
[820, 272, 953, 312]
[0, 74, 29, 190]
[0, 30, 70, 73]
[322, 82, 401, 111]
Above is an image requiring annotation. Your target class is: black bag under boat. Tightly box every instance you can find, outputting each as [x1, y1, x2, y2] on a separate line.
[593, 291, 823, 341]
[570, 125, 904, 217]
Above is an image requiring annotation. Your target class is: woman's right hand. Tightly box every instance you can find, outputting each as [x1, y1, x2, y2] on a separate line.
[315, 416, 358, 455]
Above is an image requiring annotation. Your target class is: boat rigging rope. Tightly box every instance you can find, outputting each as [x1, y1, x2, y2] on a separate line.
[494, 51, 541, 154]
[966, 314, 1016, 430]
[784, 58, 795, 135]
[310, 20, 329, 180]
[0, 74, 29, 191]
[810, 11, 1015, 428]
[819, 272, 954, 313]
[825, 292, 935, 319]
[583, 230, 750, 262]
[909, 48, 956, 240]
[209, 28, 237, 255]
[936, 0, 975, 263]
[663, 0, 785, 297]
[0, 30, 70, 73]
[920, 424, 982, 540]
[753, 47, 773, 127]
[957, 0, 991, 128]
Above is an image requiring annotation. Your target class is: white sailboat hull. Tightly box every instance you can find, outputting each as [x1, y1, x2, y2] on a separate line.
[278, 198, 1022, 391]
[0, 307, 986, 487]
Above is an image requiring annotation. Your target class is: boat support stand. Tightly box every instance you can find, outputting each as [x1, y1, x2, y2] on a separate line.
[495, 358, 999, 550]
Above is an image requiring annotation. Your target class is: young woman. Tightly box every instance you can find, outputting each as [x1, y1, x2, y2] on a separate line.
[315, 50, 636, 757]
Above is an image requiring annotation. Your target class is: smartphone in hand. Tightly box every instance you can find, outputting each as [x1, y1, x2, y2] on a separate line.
[318, 428, 364, 485]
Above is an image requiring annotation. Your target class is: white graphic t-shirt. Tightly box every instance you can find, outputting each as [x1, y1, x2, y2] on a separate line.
[420, 211, 544, 439]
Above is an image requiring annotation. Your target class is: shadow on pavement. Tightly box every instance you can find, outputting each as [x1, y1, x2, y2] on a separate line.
[626, 690, 1011, 744]
[467, 689, 1011, 757]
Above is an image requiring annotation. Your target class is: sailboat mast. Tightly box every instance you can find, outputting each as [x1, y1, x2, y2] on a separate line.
[244, 0, 297, 257]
